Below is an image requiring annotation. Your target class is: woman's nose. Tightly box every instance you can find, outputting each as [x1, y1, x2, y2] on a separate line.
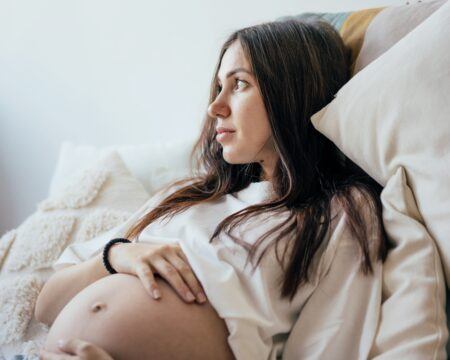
[208, 98, 230, 118]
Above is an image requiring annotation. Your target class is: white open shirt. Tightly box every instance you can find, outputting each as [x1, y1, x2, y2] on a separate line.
[53, 181, 382, 360]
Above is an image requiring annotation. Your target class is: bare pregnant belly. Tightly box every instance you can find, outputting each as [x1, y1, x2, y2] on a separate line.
[44, 274, 235, 360]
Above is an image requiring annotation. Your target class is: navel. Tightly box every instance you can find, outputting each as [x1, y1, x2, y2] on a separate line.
[90, 301, 107, 313]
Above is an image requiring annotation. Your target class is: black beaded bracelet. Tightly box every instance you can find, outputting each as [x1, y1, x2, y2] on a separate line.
[102, 238, 131, 274]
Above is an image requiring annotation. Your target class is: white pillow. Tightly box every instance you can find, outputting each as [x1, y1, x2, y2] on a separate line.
[0, 151, 149, 358]
[49, 138, 197, 197]
[310, 0, 450, 284]
[368, 167, 447, 358]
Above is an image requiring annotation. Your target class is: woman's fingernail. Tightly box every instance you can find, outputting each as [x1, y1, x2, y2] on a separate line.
[58, 339, 66, 348]
[197, 292, 207, 303]
[186, 291, 195, 301]
[153, 289, 161, 299]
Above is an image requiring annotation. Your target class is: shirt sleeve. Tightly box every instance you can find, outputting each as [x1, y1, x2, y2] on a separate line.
[282, 192, 383, 360]
[52, 182, 184, 271]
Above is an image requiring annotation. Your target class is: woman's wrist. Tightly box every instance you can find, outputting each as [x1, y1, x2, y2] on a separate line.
[102, 238, 130, 274]
[107, 242, 124, 271]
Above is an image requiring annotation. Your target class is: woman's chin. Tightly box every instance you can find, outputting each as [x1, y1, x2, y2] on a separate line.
[222, 150, 245, 164]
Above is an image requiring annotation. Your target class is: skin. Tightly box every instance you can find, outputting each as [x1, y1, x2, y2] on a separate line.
[40, 338, 114, 360]
[42, 39, 277, 360]
[43, 274, 234, 360]
[208, 40, 279, 182]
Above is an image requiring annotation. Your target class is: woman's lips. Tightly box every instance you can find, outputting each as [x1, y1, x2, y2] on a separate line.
[216, 130, 235, 142]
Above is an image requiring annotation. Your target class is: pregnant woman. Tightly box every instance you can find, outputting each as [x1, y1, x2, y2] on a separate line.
[35, 17, 392, 360]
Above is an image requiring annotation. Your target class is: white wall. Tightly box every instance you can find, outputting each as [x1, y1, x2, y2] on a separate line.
[0, 0, 405, 235]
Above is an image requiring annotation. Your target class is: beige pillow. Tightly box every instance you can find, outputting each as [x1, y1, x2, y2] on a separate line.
[0, 151, 149, 358]
[368, 167, 447, 358]
[310, 0, 450, 285]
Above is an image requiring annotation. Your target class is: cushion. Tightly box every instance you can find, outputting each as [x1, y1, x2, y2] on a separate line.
[310, 0, 450, 286]
[49, 138, 196, 197]
[308, 0, 450, 356]
[0, 151, 150, 358]
[368, 167, 447, 358]
[277, 0, 445, 76]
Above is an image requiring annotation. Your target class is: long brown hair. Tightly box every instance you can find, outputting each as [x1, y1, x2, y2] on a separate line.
[125, 18, 393, 302]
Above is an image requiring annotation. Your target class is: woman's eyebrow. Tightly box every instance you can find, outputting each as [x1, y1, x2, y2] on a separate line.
[217, 68, 253, 83]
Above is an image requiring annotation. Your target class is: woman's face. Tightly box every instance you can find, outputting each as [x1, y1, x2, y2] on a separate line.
[208, 40, 277, 177]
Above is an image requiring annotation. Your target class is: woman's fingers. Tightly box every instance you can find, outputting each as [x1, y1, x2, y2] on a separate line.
[149, 255, 198, 303]
[127, 243, 207, 304]
[40, 338, 115, 360]
[176, 248, 190, 264]
[39, 349, 75, 359]
[58, 338, 114, 359]
[163, 252, 207, 303]
[135, 261, 161, 299]
[175, 249, 202, 288]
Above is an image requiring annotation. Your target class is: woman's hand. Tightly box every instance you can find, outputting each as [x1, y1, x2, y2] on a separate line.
[109, 241, 207, 304]
[39, 339, 113, 359]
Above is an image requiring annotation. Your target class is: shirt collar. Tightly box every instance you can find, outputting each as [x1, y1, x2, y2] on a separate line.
[234, 181, 275, 204]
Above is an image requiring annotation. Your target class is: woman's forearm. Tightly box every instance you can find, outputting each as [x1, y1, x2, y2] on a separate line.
[34, 252, 110, 326]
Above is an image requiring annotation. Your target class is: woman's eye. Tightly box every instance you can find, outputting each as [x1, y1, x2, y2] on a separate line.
[235, 79, 247, 90]
[215, 79, 246, 95]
